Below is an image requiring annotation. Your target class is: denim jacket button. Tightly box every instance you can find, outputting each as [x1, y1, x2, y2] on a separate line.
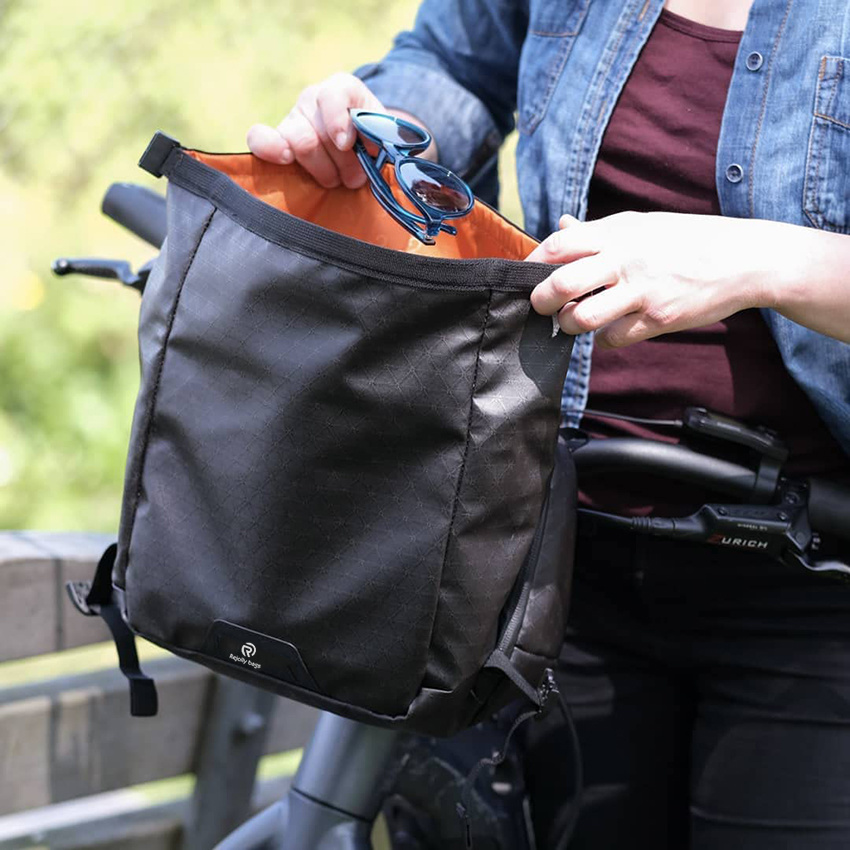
[746, 51, 764, 71]
[725, 163, 744, 183]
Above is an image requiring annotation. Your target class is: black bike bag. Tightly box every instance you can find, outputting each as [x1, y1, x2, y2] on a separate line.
[70, 132, 577, 737]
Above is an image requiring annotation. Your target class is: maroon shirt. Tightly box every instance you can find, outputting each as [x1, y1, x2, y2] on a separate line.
[579, 9, 849, 515]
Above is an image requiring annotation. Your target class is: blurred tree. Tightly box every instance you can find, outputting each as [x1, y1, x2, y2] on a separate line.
[0, 0, 521, 530]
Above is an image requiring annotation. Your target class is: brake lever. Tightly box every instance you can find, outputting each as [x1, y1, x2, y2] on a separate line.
[579, 479, 850, 580]
[52, 257, 151, 294]
[783, 551, 850, 580]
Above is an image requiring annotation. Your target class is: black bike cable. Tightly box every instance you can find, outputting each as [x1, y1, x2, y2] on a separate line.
[552, 690, 583, 850]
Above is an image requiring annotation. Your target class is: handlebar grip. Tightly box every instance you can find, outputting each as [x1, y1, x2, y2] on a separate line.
[807, 478, 850, 541]
[571, 436, 850, 543]
[101, 182, 167, 249]
[571, 438, 755, 499]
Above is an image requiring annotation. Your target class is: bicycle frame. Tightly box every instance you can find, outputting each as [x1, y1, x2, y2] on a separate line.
[215, 712, 400, 850]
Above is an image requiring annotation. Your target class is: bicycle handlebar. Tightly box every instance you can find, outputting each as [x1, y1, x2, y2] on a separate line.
[571, 436, 850, 542]
[101, 182, 167, 248]
[72, 184, 850, 549]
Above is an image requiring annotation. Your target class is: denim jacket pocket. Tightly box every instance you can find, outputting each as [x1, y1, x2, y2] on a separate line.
[803, 56, 850, 233]
[517, 0, 591, 136]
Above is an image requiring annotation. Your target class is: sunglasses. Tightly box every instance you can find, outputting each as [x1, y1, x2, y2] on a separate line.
[349, 108, 474, 245]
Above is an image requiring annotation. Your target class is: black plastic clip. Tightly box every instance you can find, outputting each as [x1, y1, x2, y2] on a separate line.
[66, 580, 97, 616]
[138, 131, 182, 178]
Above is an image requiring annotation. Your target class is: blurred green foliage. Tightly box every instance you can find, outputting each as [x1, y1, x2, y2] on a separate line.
[0, 0, 522, 531]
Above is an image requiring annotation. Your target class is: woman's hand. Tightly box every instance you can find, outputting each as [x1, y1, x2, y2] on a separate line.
[247, 73, 386, 190]
[525, 211, 782, 348]
[247, 72, 437, 191]
[527, 211, 850, 346]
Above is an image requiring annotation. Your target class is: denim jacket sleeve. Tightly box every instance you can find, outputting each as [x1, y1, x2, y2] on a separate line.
[354, 0, 528, 182]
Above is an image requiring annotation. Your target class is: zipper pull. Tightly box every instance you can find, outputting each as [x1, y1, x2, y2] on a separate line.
[536, 668, 560, 716]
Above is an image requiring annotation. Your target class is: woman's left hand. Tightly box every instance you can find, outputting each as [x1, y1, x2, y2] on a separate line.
[526, 211, 778, 348]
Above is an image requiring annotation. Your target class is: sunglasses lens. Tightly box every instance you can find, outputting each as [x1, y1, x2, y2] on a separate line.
[397, 160, 473, 214]
[354, 112, 429, 147]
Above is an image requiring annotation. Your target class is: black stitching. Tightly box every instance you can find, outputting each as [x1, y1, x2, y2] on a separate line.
[123, 207, 216, 572]
[441, 288, 493, 571]
[422, 289, 494, 671]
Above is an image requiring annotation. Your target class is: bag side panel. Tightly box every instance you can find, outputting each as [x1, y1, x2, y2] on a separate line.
[423, 300, 573, 691]
[123, 209, 493, 716]
[514, 431, 576, 662]
[114, 185, 217, 587]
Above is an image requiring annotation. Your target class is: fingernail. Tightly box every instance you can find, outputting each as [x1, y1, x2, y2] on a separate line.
[335, 131, 349, 150]
[279, 144, 293, 164]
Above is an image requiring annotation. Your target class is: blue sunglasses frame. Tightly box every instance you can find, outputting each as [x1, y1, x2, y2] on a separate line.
[349, 108, 474, 245]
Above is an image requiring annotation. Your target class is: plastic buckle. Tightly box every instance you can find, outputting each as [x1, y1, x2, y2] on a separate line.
[138, 131, 181, 178]
[66, 580, 98, 617]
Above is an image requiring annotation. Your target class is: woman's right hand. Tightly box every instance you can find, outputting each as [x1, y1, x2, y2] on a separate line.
[247, 73, 386, 190]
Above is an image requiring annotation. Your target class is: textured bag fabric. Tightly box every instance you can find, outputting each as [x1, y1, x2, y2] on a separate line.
[111, 133, 577, 736]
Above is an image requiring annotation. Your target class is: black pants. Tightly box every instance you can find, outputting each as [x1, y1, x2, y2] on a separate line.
[523, 529, 850, 850]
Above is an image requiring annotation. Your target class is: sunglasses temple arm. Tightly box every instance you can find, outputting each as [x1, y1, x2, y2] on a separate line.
[354, 140, 397, 188]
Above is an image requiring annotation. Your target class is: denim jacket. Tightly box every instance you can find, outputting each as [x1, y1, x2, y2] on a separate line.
[356, 0, 850, 457]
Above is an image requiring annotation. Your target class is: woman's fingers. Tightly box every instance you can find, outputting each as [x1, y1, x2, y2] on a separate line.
[530, 253, 619, 316]
[317, 73, 382, 151]
[594, 311, 656, 348]
[248, 73, 385, 189]
[314, 84, 371, 189]
[295, 96, 365, 190]
[246, 123, 290, 164]
[279, 104, 341, 189]
[525, 216, 599, 263]
[556, 281, 644, 335]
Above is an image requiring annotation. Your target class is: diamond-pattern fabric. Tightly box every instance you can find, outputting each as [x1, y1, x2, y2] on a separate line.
[114, 148, 576, 732]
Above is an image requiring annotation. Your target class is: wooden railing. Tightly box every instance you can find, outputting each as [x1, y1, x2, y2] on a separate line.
[0, 531, 319, 849]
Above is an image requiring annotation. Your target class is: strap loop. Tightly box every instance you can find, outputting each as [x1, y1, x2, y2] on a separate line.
[65, 544, 158, 717]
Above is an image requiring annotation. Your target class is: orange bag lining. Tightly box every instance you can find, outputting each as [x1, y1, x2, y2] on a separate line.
[187, 151, 537, 261]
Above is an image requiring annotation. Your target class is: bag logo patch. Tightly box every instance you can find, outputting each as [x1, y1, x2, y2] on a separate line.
[202, 620, 320, 692]
[229, 641, 261, 670]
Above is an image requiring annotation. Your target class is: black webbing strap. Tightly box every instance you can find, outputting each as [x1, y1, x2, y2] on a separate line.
[66, 544, 158, 717]
[97, 601, 158, 717]
[85, 543, 119, 608]
[455, 651, 582, 850]
[484, 649, 543, 706]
